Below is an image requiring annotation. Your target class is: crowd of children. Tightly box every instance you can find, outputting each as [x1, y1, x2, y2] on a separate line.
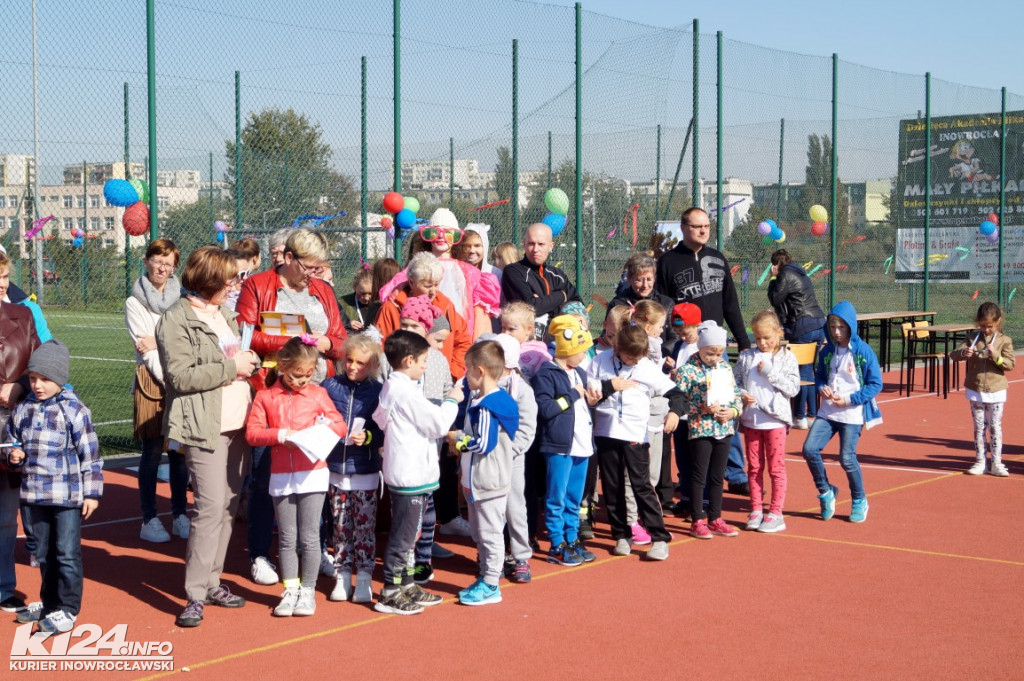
[1, 227, 1015, 634]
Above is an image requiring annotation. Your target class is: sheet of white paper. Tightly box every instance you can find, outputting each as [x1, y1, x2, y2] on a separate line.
[286, 423, 341, 464]
[345, 417, 366, 445]
[706, 366, 736, 406]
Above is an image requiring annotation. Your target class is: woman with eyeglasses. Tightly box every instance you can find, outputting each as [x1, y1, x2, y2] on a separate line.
[156, 247, 261, 628]
[125, 238, 191, 545]
[382, 208, 499, 340]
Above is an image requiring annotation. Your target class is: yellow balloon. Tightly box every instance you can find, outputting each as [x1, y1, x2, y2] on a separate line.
[776, 233, 786, 243]
[809, 204, 828, 222]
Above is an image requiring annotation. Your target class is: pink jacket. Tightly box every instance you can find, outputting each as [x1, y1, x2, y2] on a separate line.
[246, 382, 348, 475]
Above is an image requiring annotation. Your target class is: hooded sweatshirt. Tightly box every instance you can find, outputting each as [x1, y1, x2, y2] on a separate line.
[458, 387, 520, 502]
[815, 301, 883, 429]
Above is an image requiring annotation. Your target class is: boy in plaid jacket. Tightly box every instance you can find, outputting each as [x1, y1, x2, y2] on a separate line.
[4, 340, 102, 636]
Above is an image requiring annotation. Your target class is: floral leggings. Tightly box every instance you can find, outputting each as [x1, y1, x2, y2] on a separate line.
[328, 487, 377, 574]
[970, 401, 1004, 462]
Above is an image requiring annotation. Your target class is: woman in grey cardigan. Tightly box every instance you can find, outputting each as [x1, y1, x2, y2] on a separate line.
[156, 247, 260, 629]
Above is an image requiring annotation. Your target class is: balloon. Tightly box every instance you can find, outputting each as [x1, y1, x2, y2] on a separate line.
[756, 221, 772, 236]
[215, 232, 224, 243]
[70, 227, 82, 238]
[985, 230, 1000, 243]
[380, 216, 393, 229]
[72, 236, 83, 248]
[129, 178, 149, 205]
[382, 192, 405, 214]
[765, 219, 777, 230]
[403, 196, 420, 215]
[762, 235, 773, 246]
[541, 212, 567, 236]
[122, 202, 150, 236]
[979, 220, 997, 236]
[395, 208, 417, 230]
[776, 231, 787, 244]
[809, 204, 828, 222]
[769, 225, 783, 241]
[103, 179, 139, 208]
[987, 212, 999, 226]
[544, 188, 570, 216]
[810, 221, 828, 236]
[214, 220, 228, 232]
[385, 226, 396, 240]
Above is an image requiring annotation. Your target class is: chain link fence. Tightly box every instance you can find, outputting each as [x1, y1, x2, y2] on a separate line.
[0, 0, 1019, 450]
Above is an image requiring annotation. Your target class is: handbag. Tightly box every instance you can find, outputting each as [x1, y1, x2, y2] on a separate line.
[133, 363, 165, 440]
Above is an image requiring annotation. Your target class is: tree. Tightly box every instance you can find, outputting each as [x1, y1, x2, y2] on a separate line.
[225, 108, 357, 230]
[797, 134, 850, 230]
[162, 197, 232, 257]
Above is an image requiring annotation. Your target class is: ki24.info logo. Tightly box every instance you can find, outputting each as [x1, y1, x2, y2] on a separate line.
[10, 623, 174, 672]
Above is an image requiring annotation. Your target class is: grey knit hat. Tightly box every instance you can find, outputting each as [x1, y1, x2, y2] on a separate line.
[28, 339, 70, 387]
[428, 315, 451, 334]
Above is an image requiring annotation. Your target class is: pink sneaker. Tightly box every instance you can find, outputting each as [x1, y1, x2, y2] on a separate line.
[708, 518, 738, 537]
[689, 519, 712, 540]
[630, 522, 652, 545]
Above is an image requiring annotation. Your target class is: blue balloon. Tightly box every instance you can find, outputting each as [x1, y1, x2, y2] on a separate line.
[103, 179, 139, 208]
[765, 219, 777, 230]
[542, 213, 567, 236]
[72, 236, 83, 248]
[980, 220, 997, 236]
[395, 208, 417, 231]
[769, 225, 783, 241]
[215, 232, 224, 243]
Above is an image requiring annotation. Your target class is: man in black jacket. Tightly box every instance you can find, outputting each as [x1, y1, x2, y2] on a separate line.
[500, 222, 582, 338]
[656, 207, 751, 496]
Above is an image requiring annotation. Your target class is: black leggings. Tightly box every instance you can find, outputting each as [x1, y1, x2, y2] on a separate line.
[689, 436, 730, 522]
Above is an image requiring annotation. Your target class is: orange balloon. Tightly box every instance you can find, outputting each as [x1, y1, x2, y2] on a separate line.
[122, 202, 150, 236]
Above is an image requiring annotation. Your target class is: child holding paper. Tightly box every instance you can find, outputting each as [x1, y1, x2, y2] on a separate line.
[246, 335, 348, 618]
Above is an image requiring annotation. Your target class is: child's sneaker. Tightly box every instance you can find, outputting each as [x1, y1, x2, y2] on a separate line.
[708, 518, 738, 537]
[458, 579, 502, 606]
[292, 586, 316, 616]
[646, 541, 669, 561]
[578, 515, 594, 540]
[509, 560, 532, 583]
[250, 556, 279, 586]
[319, 550, 336, 578]
[758, 513, 786, 533]
[352, 572, 373, 604]
[849, 498, 869, 523]
[989, 461, 1010, 477]
[568, 539, 596, 563]
[172, 514, 190, 539]
[546, 541, 583, 567]
[140, 517, 170, 543]
[690, 518, 712, 540]
[329, 571, 353, 602]
[272, 588, 300, 617]
[611, 538, 631, 556]
[794, 417, 810, 430]
[402, 583, 443, 607]
[818, 484, 838, 521]
[37, 610, 75, 636]
[966, 459, 986, 476]
[439, 516, 472, 537]
[412, 562, 434, 584]
[0, 595, 26, 612]
[630, 522, 652, 545]
[745, 511, 763, 531]
[374, 589, 423, 615]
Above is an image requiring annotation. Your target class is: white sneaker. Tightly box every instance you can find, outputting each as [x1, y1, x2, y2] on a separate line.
[272, 588, 300, 617]
[611, 538, 631, 556]
[140, 517, 170, 543]
[439, 516, 472, 537]
[794, 418, 809, 430]
[967, 460, 986, 476]
[329, 571, 353, 602]
[352, 572, 373, 603]
[292, 586, 316, 616]
[250, 556, 279, 585]
[38, 610, 76, 636]
[989, 461, 1010, 477]
[320, 550, 336, 577]
[172, 514, 190, 539]
[646, 541, 669, 561]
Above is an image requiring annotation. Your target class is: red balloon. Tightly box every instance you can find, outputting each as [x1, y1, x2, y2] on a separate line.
[987, 212, 999, 226]
[123, 202, 150, 236]
[810, 220, 828, 236]
[380, 216, 393, 229]
[382, 192, 404, 214]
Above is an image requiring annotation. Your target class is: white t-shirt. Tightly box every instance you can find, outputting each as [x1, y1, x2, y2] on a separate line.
[817, 346, 864, 425]
[565, 367, 594, 458]
[329, 471, 379, 492]
[589, 352, 677, 443]
[270, 468, 330, 496]
[739, 352, 786, 430]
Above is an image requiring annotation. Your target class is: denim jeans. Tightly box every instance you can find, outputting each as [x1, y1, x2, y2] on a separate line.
[542, 453, 588, 547]
[22, 504, 84, 617]
[138, 436, 188, 522]
[0, 478, 19, 601]
[790, 327, 826, 419]
[725, 430, 748, 485]
[801, 418, 866, 500]
[247, 445, 275, 561]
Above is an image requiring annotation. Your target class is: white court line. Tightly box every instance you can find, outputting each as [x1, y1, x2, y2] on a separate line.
[64, 325, 128, 330]
[70, 355, 134, 363]
[784, 456, 950, 476]
[876, 377, 1024, 405]
[94, 419, 132, 427]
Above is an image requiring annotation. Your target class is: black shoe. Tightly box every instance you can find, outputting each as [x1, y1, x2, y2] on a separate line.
[413, 562, 434, 585]
[0, 596, 26, 613]
[727, 481, 751, 496]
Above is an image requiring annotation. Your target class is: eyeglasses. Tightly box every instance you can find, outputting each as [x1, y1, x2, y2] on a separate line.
[236, 269, 250, 281]
[294, 258, 325, 277]
[147, 258, 175, 271]
[419, 225, 464, 246]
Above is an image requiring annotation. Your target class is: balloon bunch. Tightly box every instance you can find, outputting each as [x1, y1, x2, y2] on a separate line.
[103, 178, 151, 237]
[382, 192, 420, 239]
[542, 188, 569, 236]
[979, 212, 1000, 243]
[214, 220, 230, 243]
[756, 218, 785, 244]
[70, 226, 86, 248]
[809, 204, 829, 237]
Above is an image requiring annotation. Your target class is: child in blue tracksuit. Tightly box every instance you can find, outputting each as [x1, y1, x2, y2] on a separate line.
[530, 315, 600, 567]
[801, 301, 883, 524]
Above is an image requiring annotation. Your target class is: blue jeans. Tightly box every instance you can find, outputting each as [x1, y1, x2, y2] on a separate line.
[801, 418, 866, 501]
[247, 446, 276, 561]
[22, 504, 84, 617]
[791, 327, 826, 419]
[725, 430, 748, 485]
[139, 436, 188, 522]
[0, 478, 19, 601]
[543, 453, 588, 547]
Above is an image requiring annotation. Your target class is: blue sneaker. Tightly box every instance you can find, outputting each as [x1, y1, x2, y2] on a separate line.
[818, 484, 838, 521]
[458, 579, 502, 606]
[849, 497, 869, 523]
[568, 539, 596, 563]
[546, 541, 583, 567]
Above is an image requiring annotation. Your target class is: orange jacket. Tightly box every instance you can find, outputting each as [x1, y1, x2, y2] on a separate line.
[246, 381, 348, 475]
[374, 288, 471, 379]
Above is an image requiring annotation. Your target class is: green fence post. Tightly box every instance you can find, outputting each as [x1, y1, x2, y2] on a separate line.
[547, 131, 552, 191]
[574, 2, 583, 293]
[81, 160, 88, 305]
[284, 150, 290, 221]
[361, 56, 368, 260]
[235, 70, 242, 234]
[146, 0, 158, 241]
[715, 30, 722, 248]
[692, 19, 699, 208]
[209, 152, 214, 237]
[512, 38, 519, 245]
[393, 0, 402, 259]
[998, 86, 1007, 304]
[923, 72, 931, 312]
[124, 82, 132, 298]
[829, 54, 838, 308]
[777, 118, 785, 225]
[655, 124, 661, 220]
[448, 137, 454, 211]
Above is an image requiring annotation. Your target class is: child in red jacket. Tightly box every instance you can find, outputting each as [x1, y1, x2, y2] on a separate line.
[246, 336, 347, 618]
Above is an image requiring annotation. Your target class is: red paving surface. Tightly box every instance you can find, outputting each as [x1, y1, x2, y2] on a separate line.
[5, 373, 1024, 680]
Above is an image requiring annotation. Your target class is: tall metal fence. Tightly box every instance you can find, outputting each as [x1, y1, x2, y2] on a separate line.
[1, 0, 1021, 449]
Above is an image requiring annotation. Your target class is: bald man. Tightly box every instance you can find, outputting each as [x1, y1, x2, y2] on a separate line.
[500, 223, 582, 336]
